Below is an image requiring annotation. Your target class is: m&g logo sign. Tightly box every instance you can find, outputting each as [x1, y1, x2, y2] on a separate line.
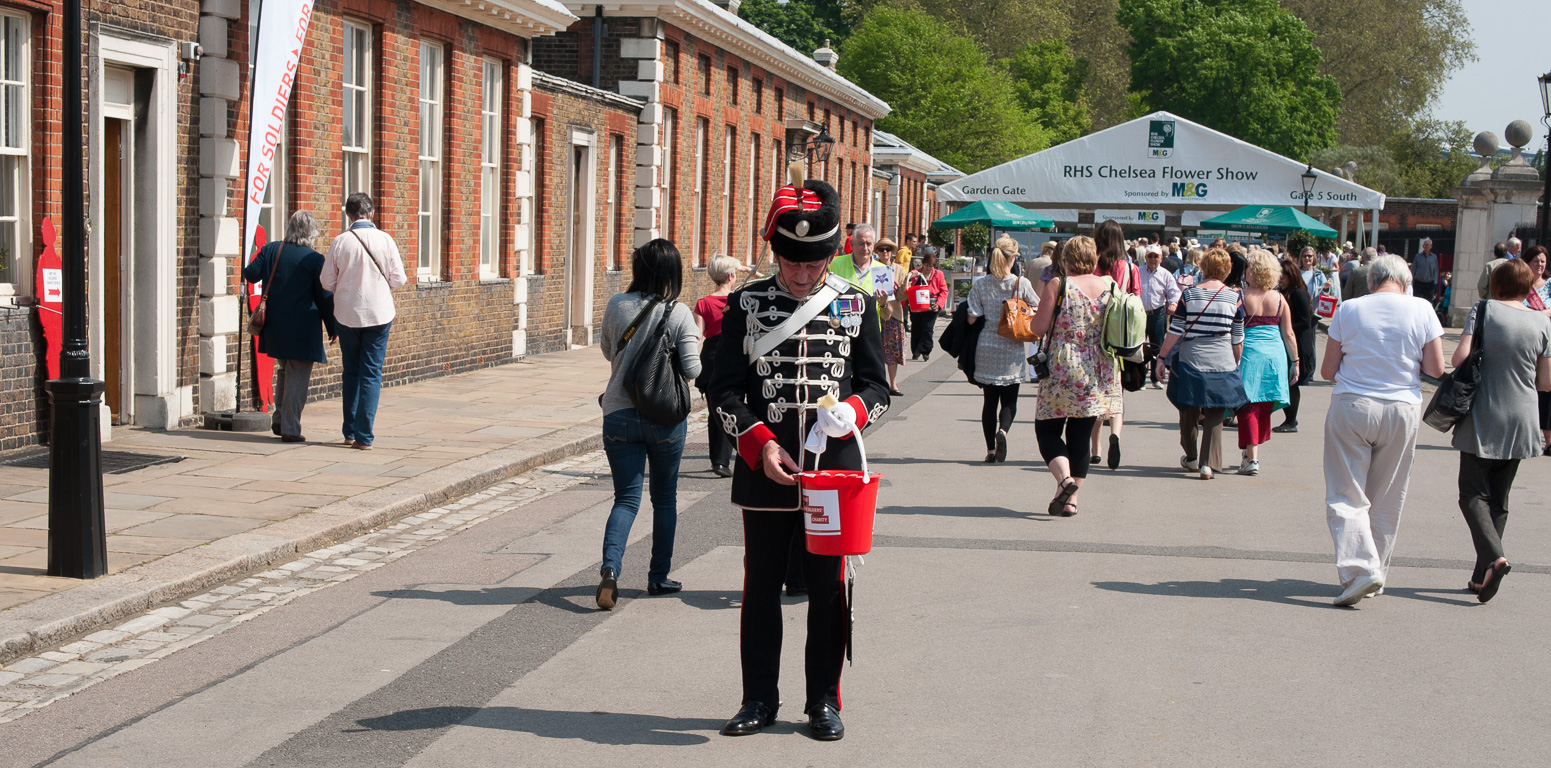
[1171, 182, 1209, 198]
[1148, 120, 1174, 158]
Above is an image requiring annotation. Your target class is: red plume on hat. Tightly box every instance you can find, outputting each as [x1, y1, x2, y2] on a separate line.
[761, 179, 842, 263]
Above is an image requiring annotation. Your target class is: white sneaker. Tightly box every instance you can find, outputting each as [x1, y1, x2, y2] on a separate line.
[1149, 382, 1164, 390]
[1199, 466, 1213, 480]
[1237, 459, 1259, 475]
[1180, 455, 1198, 472]
[1334, 574, 1384, 606]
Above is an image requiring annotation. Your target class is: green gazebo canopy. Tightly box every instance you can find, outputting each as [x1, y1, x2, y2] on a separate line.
[1198, 205, 1338, 237]
[930, 200, 1054, 231]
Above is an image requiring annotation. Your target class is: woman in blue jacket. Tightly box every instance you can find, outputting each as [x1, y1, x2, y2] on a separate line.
[242, 211, 337, 442]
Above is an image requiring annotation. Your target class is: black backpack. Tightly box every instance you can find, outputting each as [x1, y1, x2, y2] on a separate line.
[620, 298, 692, 426]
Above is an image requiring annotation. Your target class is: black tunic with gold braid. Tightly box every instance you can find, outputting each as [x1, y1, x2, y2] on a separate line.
[708, 272, 891, 510]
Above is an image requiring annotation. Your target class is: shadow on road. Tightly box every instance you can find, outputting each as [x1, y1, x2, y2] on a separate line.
[354, 706, 730, 745]
[370, 586, 743, 613]
[1092, 577, 1337, 609]
[880, 504, 1053, 521]
[1376, 586, 1478, 606]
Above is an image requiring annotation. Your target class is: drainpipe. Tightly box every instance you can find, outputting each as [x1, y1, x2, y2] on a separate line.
[592, 6, 603, 90]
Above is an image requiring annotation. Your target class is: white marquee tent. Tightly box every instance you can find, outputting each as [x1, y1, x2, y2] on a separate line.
[937, 111, 1386, 242]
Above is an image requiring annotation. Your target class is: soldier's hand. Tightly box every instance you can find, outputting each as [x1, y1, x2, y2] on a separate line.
[762, 440, 800, 486]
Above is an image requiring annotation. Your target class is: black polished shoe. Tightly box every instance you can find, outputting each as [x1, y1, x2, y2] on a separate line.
[721, 701, 777, 736]
[712, 464, 733, 478]
[1272, 422, 1298, 433]
[806, 702, 844, 741]
[596, 568, 619, 610]
[646, 579, 682, 596]
[281, 434, 306, 443]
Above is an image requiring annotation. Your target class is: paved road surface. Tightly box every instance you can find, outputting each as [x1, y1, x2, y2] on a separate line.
[4, 352, 1549, 766]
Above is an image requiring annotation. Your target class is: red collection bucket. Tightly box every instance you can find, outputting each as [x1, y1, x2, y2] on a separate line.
[907, 286, 932, 313]
[800, 469, 881, 556]
[1315, 292, 1337, 319]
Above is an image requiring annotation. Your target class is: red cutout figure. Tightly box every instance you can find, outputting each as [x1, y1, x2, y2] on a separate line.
[248, 225, 275, 412]
[35, 217, 63, 380]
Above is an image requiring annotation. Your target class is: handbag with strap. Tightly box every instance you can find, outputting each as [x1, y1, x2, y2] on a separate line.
[997, 279, 1039, 342]
[349, 229, 393, 285]
[245, 243, 284, 336]
[1423, 300, 1488, 433]
[1026, 276, 1066, 380]
[1164, 285, 1229, 370]
[620, 297, 693, 426]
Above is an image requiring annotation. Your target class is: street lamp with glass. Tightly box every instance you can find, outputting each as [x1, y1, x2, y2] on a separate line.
[1538, 70, 1550, 247]
[1301, 164, 1318, 213]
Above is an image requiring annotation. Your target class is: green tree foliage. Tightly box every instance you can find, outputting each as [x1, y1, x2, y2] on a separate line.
[838, 6, 1047, 173]
[1004, 41, 1092, 144]
[1060, 0, 1135, 129]
[1310, 120, 1479, 199]
[1117, 0, 1341, 161]
[1309, 145, 1403, 197]
[1388, 120, 1479, 199]
[737, 0, 853, 55]
[883, 0, 1070, 60]
[1277, 0, 1475, 147]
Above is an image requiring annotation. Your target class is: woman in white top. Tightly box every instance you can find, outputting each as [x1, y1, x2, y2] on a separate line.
[967, 236, 1038, 462]
[1319, 254, 1445, 606]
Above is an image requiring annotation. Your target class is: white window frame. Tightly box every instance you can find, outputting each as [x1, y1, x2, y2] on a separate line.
[0, 12, 30, 299]
[693, 118, 706, 266]
[661, 108, 675, 242]
[259, 106, 288, 246]
[479, 57, 502, 278]
[417, 41, 444, 279]
[722, 126, 734, 258]
[342, 20, 371, 225]
[747, 133, 758, 264]
[607, 134, 620, 269]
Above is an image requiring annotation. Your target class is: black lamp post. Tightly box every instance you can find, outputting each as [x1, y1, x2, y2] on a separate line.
[1538, 70, 1550, 247]
[1301, 164, 1318, 214]
[46, 0, 108, 579]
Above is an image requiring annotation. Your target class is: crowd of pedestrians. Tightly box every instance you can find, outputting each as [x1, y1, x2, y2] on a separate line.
[925, 228, 1551, 608]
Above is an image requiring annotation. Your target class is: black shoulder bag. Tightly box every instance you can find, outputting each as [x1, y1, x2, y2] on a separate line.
[621, 298, 693, 426]
[1423, 300, 1487, 433]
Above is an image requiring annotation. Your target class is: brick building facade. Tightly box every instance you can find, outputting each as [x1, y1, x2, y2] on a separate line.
[870, 130, 962, 247]
[534, 0, 889, 296]
[0, 0, 894, 453]
[0, 0, 205, 450]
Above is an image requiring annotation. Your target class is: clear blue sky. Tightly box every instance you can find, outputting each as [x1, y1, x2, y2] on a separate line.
[1432, 0, 1551, 147]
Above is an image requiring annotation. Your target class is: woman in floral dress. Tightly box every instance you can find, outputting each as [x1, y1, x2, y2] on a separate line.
[1029, 236, 1121, 517]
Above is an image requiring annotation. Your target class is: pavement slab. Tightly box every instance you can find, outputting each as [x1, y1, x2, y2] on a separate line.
[0, 348, 623, 663]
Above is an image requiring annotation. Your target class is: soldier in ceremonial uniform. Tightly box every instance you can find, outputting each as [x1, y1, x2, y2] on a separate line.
[709, 178, 890, 741]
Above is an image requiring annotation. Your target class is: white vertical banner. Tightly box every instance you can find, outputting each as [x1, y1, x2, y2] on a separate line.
[241, 0, 315, 269]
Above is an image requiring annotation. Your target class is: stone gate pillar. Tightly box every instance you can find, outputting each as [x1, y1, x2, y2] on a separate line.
[1449, 121, 1544, 326]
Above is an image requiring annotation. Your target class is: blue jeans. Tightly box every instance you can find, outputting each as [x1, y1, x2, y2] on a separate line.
[337, 321, 391, 445]
[601, 408, 686, 583]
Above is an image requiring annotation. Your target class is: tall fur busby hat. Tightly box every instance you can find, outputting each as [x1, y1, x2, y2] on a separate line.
[761, 178, 843, 262]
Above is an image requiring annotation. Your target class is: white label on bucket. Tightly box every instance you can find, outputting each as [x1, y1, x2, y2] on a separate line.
[802, 489, 841, 536]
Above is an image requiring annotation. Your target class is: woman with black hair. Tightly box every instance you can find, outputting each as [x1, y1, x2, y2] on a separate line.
[1088, 220, 1137, 469]
[1275, 257, 1314, 433]
[594, 239, 703, 610]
